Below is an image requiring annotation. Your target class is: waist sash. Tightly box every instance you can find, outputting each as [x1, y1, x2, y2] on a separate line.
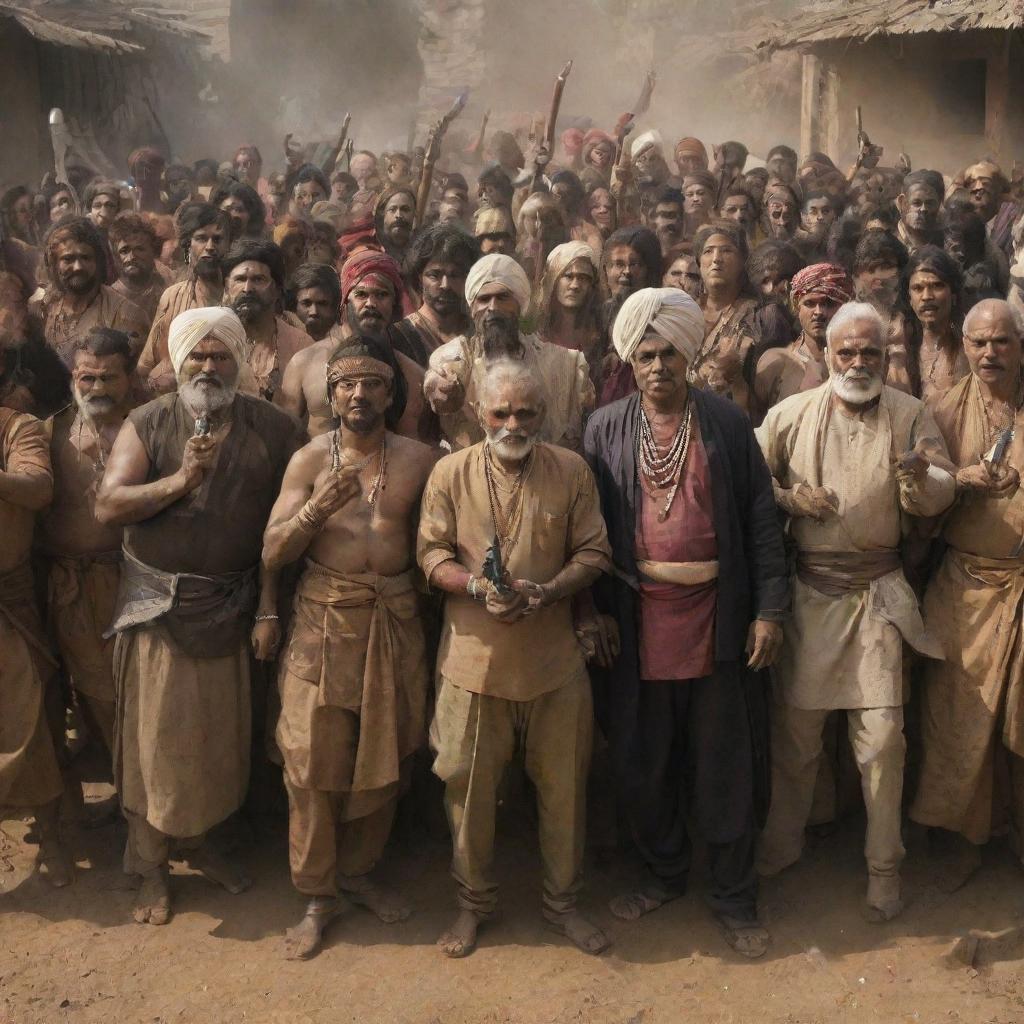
[636, 559, 719, 586]
[797, 549, 901, 597]
[106, 548, 257, 658]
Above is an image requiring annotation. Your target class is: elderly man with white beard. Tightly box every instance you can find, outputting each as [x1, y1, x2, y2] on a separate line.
[419, 359, 612, 959]
[755, 301, 956, 922]
[423, 253, 594, 452]
[96, 306, 302, 927]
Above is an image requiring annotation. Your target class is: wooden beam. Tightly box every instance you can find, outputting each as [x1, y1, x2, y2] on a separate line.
[985, 32, 1011, 163]
[800, 53, 822, 158]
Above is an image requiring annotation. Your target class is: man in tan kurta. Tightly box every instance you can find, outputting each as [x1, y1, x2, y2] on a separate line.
[423, 254, 594, 452]
[96, 306, 301, 926]
[418, 360, 612, 958]
[0, 379, 71, 886]
[263, 338, 437, 960]
[911, 300, 1024, 887]
[31, 217, 148, 368]
[42, 328, 138, 766]
[755, 302, 956, 921]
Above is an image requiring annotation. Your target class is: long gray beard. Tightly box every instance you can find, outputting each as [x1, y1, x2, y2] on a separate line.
[831, 368, 883, 404]
[179, 378, 237, 415]
[73, 392, 115, 422]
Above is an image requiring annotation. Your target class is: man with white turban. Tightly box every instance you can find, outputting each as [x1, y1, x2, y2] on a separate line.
[583, 287, 788, 959]
[96, 306, 302, 927]
[424, 253, 594, 452]
[537, 241, 603, 387]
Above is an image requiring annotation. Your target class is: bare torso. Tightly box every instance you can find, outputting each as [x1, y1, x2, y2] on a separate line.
[42, 409, 126, 556]
[300, 431, 437, 574]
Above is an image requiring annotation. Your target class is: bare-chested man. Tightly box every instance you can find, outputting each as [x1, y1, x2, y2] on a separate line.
[41, 328, 137, 779]
[109, 213, 174, 327]
[279, 249, 429, 442]
[263, 337, 437, 960]
[0, 346, 72, 886]
[96, 306, 302, 926]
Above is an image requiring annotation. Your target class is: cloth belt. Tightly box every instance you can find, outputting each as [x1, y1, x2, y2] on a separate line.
[796, 549, 901, 597]
[636, 559, 719, 586]
[106, 548, 257, 658]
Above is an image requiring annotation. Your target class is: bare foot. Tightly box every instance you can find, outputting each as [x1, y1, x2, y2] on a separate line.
[283, 897, 345, 960]
[340, 878, 412, 923]
[36, 838, 73, 888]
[864, 874, 904, 923]
[438, 909, 485, 958]
[133, 868, 171, 925]
[608, 887, 675, 922]
[544, 909, 611, 954]
[717, 914, 770, 959]
[182, 847, 252, 894]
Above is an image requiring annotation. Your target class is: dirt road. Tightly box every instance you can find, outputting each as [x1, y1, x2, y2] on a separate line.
[3, 782, 1023, 1024]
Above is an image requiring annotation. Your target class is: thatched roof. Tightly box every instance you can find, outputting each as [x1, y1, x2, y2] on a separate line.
[757, 0, 1024, 52]
[0, 0, 209, 54]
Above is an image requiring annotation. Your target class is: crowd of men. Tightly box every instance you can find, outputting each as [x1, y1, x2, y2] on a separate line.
[2, 116, 1024, 964]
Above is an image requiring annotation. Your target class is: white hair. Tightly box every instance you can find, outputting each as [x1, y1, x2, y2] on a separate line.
[963, 298, 1024, 339]
[475, 358, 546, 411]
[825, 301, 886, 348]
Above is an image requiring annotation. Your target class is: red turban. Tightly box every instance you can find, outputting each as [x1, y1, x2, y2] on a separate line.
[675, 137, 708, 166]
[340, 248, 404, 306]
[338, 214, 380, 260]
[561, 128, 585, 156]
[790, 263, 854, 305]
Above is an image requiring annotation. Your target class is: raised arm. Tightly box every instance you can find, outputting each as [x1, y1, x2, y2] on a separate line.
[261, 446, 359, 572]
[95, 418, 209, 526]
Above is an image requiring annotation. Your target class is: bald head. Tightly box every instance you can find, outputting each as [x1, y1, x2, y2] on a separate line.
[963, 298, 1023, 394]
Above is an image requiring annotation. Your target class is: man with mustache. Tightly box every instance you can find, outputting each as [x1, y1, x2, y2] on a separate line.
[389, 223, 478, 368]
[910, 299, 1024, 891]
[374, 186, 416, 265]
[423, 253, 594, 452]
[756, 302, 956, 923]
[109, 213, 174, 327]
[32, 217, 149, 369]
[263, 336, 437, 960]
[419, 359, 612, 958]
[585, 286, 786, 958]
[292, 262, 342, 344]
[279, 250, 428, 442]
[755, 263, 853, 412]
[0, 344, 73, 888]
[96, 306, 302, 927]
[135, 202, 231, 395]
[41, 328, 138, 794]
[221, 239, 311, 404]
[896, 170, 945, 257]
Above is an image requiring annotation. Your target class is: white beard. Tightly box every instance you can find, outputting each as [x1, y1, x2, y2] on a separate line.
[179, 377, 237, 416]
[485, 426, 537, 463]
[831, 369, 883, 405]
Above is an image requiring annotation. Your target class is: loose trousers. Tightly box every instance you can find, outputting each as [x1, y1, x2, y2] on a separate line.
[759, 702, 906, 878]
[431, 670, 592, 916]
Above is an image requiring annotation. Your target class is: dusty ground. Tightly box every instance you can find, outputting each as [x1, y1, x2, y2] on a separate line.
[3, 767, 1024, 1024]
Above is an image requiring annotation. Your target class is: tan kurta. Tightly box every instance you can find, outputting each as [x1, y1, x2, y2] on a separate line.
[111, 263, 175, 328]
[276, 563, 427, 819]
[757, 383, 955, 710]
[0, 411, 62, 810]
[426, 333, 594, 453]
[417, 441, 611, 701]
[32, 285, 149, 367]
[911, 375, 1024, 842]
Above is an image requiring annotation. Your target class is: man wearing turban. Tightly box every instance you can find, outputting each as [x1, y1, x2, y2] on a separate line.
[583, 287, 788, 959]
[538, 242, 603, 387]
[755, 263, 854, 413]
[423, 253, 594, 452]
[96, 305, 302, 927]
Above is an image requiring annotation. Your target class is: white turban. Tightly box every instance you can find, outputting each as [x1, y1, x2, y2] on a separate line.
[631, 129, 664, 160]
[464, 253, 532, 313]
[167, 306, 247, 377]
[612, 287, 705, 365]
